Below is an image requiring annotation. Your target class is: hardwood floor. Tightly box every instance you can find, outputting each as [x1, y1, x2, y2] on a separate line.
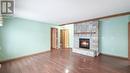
[0, 49, 130, 73]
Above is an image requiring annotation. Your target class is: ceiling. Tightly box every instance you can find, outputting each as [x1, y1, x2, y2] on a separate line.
[14, 0, 130, 24]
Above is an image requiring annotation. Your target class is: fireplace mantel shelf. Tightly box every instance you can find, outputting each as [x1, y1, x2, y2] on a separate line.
[74, 32, 96, 34]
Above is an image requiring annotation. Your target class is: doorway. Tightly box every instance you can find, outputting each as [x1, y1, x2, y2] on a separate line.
[60, 29, 69, 49]
[51, 28, 58, 49]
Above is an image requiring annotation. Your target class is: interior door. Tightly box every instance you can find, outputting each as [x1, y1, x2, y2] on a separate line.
[51, 28, 58, 49]
[128, 22, 130, 64]
[60, 29, 69, 48]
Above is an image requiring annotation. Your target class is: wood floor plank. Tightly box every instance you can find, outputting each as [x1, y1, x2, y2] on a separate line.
[0, 49, 129, 73]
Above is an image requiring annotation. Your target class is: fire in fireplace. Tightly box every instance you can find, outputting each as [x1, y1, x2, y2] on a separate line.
[79, 38, 90, 49]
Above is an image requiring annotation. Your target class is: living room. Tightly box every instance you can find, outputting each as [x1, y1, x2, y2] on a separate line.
[0, 0, 130, 73]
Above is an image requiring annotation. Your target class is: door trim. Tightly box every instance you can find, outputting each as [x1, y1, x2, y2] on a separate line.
[51, 28, 58, 50]
[128, 22, 130, 62]
[60, 29, 69, 49]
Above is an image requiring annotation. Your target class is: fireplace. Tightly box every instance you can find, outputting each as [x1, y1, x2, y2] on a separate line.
[79, 38, 90, 49]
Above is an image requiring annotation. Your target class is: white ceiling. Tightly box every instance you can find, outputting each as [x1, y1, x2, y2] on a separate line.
[14, 0, 130, 24]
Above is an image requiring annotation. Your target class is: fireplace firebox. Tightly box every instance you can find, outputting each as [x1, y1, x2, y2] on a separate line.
[79, 38, 90, 49]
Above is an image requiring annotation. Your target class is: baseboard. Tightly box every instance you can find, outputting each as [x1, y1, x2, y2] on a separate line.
[0, 50, 50, 63]
[101, 53, 128, 60]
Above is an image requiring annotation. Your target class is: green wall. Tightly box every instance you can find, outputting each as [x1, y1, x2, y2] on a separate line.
[99, 15, 129, 58]
[129, 15, 130, 21]
[0, 15, 129, 61]
[0, 16, 56, 61]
